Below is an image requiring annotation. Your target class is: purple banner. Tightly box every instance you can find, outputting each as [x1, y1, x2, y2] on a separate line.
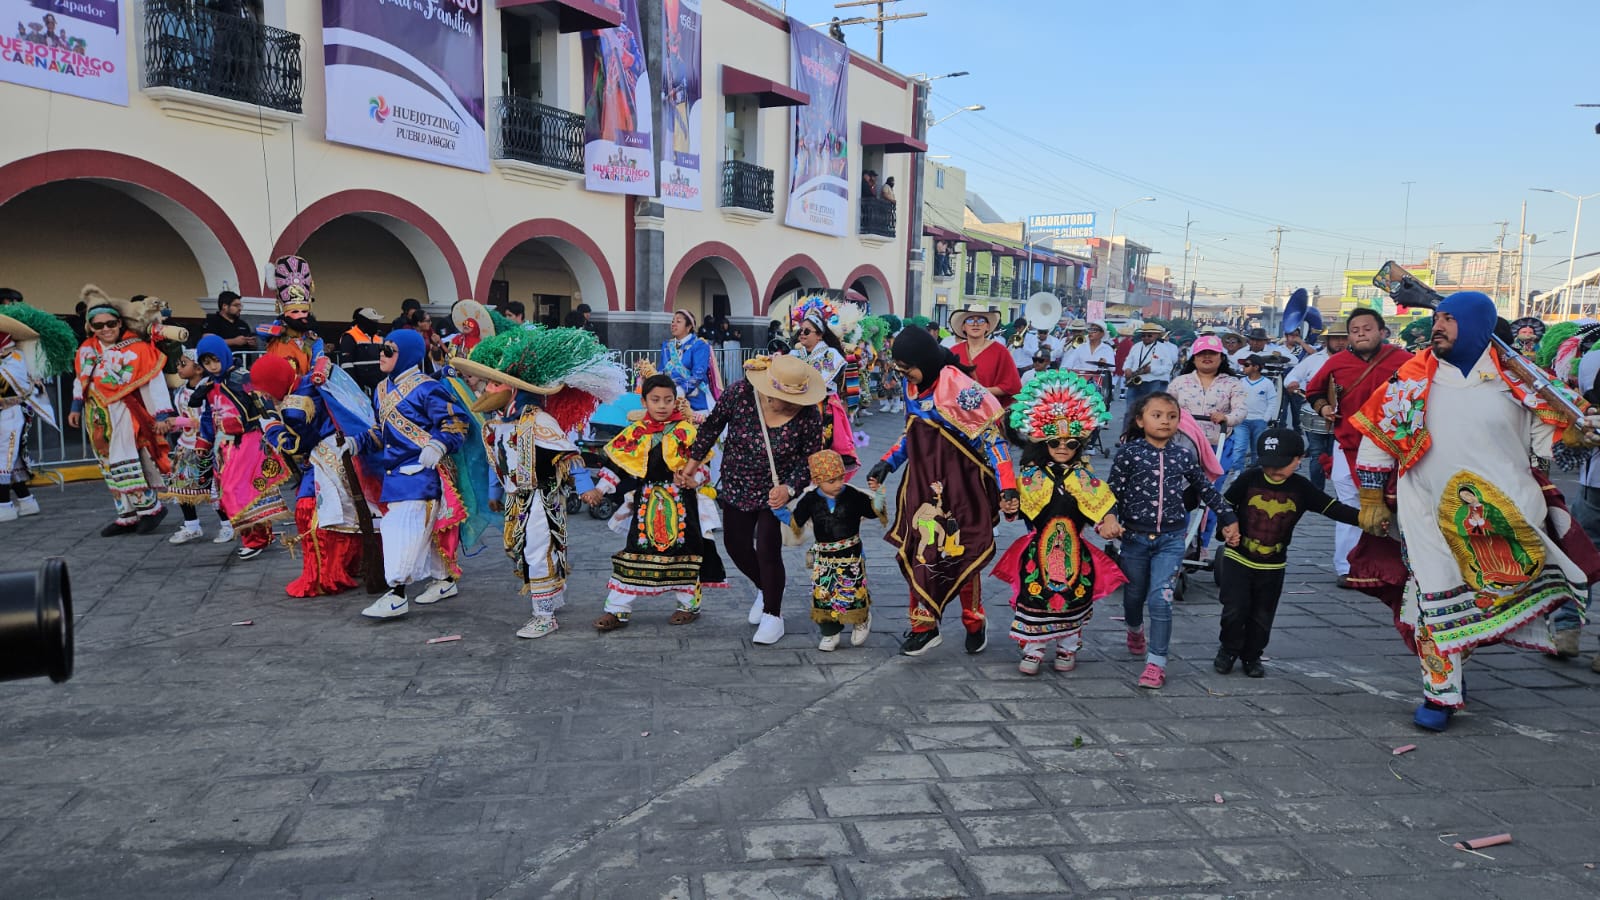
[26, 0, 116, 34]
[581, 0, 655, 194]
[784, 18, 848, 236]
[658, 0, 701, 209]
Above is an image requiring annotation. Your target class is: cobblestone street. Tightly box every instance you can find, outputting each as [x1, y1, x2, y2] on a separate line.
[3, 404, 1600, 899]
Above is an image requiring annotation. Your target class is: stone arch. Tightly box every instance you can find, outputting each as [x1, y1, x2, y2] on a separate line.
[475, 219, 619, 312]
[271, 190, 472, 301]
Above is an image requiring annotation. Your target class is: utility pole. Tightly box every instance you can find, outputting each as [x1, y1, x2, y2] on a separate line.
[1492, 220, 1509, 312]
[1517, 201, 1528, 316]
[1269, 226, 1287, 311]
[1179, 211, 1194, 322]
[1401, 181, 1416, 262]
[828, 0, 924, 62]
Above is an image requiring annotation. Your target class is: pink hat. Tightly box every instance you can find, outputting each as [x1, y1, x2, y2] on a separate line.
[1190, 335, 1226, 356]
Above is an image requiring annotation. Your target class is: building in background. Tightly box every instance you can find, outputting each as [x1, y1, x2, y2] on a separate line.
[1429, 249, 1523, 316]
[1341, 264, 1434, 327]
[0, 0, 921, 348]
[1056, 235, 1156, 318]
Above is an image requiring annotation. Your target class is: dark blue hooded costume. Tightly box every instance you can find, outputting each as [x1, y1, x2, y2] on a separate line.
[1435, 291, 1498, 376]
[355, 329, 469, 502]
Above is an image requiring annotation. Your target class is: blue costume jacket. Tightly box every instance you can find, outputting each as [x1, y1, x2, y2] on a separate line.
[356, 335, 469, 503]
[260, 375, 335, 500]
[660, 335, 713, 412]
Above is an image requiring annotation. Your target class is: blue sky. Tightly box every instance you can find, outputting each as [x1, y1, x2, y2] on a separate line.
[780, 0, 1598, 298]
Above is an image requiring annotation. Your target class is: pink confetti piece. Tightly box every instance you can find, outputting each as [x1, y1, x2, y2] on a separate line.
[426, 634, 462, 644]
[1213, 793, 1224, 804]
[230, 620, 253, 626]
[1392, 744, 1418, 756]
[1454, 833, 1512, 851]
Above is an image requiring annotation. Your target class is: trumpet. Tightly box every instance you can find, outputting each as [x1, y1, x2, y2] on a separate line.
[1126, 373, 1143, 387]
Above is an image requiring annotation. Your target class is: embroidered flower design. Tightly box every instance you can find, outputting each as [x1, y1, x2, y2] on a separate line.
[956, 386, 985, 411]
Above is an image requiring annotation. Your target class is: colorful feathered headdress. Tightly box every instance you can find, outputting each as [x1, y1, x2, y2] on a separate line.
[464, 325, 627, 432]
[0, 301, 76, 377]
[271, 255, 315, 317]
[1008, 370, 1110, 442]
[857, 316, 888, 353]
[790, 294, 839, 333]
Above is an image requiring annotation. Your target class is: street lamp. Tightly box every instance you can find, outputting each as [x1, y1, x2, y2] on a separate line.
[928, 105, 984, 127]
[1102, 196, 1155, 311]
[1185, 236, 1225, 320]
[909, 71, 968, 81]
[1532, 187, 1600, 318]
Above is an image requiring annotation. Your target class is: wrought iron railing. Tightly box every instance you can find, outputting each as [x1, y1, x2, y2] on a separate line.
[495, 96, 584, 173]
[720, 160, 774, 213]
[144, 0, 303, 113]
[964, 272, 977, 295]
[859, 197, 897, 238]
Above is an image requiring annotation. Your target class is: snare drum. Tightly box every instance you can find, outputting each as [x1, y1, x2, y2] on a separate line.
[1299, 406, 1334, 435]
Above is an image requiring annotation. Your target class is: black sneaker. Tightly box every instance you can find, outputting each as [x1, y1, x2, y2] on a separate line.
[135, 506, 168, 534]
[899, 630, 942, 657]
[100, 520, 137, 537]
[1242, 659, 1265, 678]
[965, 627, 987, 655]
[1213, 649, 1236, 675]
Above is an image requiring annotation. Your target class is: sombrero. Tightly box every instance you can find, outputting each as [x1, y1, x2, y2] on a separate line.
[451, 300, 496, 341]
[451, 356, 561, 399]
[744, 354, 826, 406]
[947, 306, 1001, 333]
[0, 313, 40, 342]
[1136, 321, 1166, 334]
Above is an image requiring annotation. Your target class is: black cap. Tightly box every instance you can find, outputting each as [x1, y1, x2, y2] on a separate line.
[1256, 428, 1304, 468]
[1246, 327, 1270, 340]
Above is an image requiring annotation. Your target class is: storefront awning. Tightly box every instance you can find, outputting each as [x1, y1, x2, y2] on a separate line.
[922, 224, 964, 242]
[499, 0, 622, 32]
[721, 65, 809, 108]
[861, 122, 927, 154]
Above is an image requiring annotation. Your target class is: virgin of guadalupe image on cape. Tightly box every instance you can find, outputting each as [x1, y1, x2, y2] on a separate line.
[1438, 477, 1541, 591]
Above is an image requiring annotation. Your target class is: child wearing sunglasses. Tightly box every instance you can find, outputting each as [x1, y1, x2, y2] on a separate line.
[994, 371, 1127, 675]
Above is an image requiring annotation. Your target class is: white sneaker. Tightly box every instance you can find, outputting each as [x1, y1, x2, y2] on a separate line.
[851, 613, 872, 647]
[168, 525, 204, 545]
[361, 590, 409, 619]
[748, 592, 765, 625]
[213, 521, 236, 543]
[412, 579, 459, 605]
[16, 495, 39, 517]
[516, 616, 558, 639]
[236, 545, 264, 560]
[752, 613, 785, 645]
[0, 502, 16, 522]
[818, 633, 841, 652]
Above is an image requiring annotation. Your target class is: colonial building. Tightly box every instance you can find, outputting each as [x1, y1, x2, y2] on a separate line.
[0, 0, 923, 347]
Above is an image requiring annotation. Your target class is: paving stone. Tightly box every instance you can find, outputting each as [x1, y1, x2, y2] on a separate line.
[904, 725, 1010, 750]
[846, 859, 967, 899]
[1068, 807, 1202, 843]
[934, 750, 1034, 777]
[818, 784, 939, 818]
[845, 753, 941, 782]
[741, 823, 850, 860]
[851, 817, 964, 854]
[700, 866, 840, 900]
[960, 813, 1075, 849]
[964, 853, 1072, 895]
[1061, 847, 1228, 890]
[937, 780, 1044, 812]
[1209, 842, 1317, 882]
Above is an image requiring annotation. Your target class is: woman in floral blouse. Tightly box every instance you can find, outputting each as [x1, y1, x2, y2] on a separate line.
[1167, 335, 1244, 450]
[682, 355, 825, 646]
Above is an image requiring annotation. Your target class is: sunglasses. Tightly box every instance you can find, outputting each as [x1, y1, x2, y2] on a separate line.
[379, 345, 397, 358]
[1045, 438, 1081, 450]
[90, 319, 120, 330]
[796, 328, 818, 337]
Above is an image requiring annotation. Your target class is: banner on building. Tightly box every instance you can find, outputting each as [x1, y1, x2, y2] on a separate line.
[1027, 212, 1095, 239]
[658, 0, 701, 209]
[582, 0, 654, 195]
[784, 18, 848, 236]
[323, 0, 487, 171]
[0, 0, 127, 106]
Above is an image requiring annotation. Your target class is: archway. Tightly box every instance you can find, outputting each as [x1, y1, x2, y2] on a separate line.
[476, 220, 618, 320]
[291, 217, 430, 320]
[666, 242, 759, 322]
[762, 253, 827, 315]
[842, 263, 894, 314]
[272, 190, 471, 310]
[0, 150, 259, 308]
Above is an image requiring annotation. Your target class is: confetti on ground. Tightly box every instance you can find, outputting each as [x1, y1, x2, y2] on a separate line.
[426, 635, 462, 644]
[641, 731, 650, 737]
[1585, 863, 1595, 870]
[230, 621, 252, 626]
[1393, 744, 1418, 756]
[1110, 616, 1125, 621]
[1213, 793, 1224, 804]
[1285, 588, 1317, 595]
[1454, 833, 1511, 851]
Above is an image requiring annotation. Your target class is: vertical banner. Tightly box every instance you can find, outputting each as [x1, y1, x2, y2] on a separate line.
[784, 18, 848, 236]
[582, 0, 654, 195]
[0, 0, 127, 106]
[658, 0, 701, 209]
[323, 0, 487, 172]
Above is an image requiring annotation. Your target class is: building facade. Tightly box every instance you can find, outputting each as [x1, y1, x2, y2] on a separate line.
[0, 0, 922, 348]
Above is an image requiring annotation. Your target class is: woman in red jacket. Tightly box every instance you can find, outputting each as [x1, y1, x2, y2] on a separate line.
[949, 306, 1022, 409]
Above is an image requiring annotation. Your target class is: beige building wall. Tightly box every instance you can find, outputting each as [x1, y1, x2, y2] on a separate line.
[297, 220, 428, 319]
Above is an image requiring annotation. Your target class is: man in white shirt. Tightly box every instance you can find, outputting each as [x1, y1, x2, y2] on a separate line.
[1282, 323, 1347, 489]
[1062, 321, 1116, 405]
[1552, 342, 1600, 666]
[1121, 322, 1179, 428]
[1243, 327, 1292, 368]
[1044, 324, 1069, 365]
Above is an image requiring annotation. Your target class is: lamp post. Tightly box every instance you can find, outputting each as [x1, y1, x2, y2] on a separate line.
[1532, 187, 1600, 319]
[1102, 196, 1155, 312]
[928, 104, 984, 127]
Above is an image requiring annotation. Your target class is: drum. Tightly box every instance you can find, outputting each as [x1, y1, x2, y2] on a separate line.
[1070, 369, 1113, 407]
[1299, 406, 1334, 435]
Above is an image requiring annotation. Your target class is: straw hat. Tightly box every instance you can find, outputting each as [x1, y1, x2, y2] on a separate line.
[1322, 320, 1349, 337]
[451, 356, 561, 398]
[1136, 321, 1166, 335]
[451, 300, 495, 339]
[947, 306, 1001, 334]
[745, 354, 826, 406]
[0, 312, 40, 342]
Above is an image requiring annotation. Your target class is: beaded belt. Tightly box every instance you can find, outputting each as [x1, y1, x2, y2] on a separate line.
[815, 536, 862, 553]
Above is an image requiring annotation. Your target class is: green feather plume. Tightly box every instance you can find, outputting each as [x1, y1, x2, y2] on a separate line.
[857, 316, 888, 352]
[3, 302, 77, 376]
[1538, 321, 1580, 369]
[881, 314, 903, 334]
[488, 309, 517, 337]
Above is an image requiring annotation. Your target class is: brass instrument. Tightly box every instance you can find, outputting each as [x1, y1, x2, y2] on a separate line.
[1126, 373, 1143, 387]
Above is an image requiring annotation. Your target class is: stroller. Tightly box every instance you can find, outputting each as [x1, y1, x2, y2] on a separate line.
[566, 393, 641, 520]
[1173, 412, 1229, 602]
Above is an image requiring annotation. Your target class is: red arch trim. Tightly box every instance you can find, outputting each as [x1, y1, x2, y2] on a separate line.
[0, 150, 262, 294]
[841, 263, 896, 314]
[761, 253, 829, 315]
[474, 219, 620, 311]
[271, 190, 472, 298]
[665, 241, 759, 316]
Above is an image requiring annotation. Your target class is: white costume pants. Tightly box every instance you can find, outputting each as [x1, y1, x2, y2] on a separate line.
[380, 499, 449, 587]
[1330, 449, 1360, 576]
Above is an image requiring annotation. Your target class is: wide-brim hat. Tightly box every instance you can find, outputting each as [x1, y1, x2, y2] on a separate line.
[451, 356, 561, 398]
[1322, 321, 1349, 337]
[745, 354, 826, 406]
[0, 312, 40, 342]
[948, 306, 1001, 333]
[1136, 321, 1165, 334]
[1245, 327, 1271, 340]
[451, 300, 495, 340]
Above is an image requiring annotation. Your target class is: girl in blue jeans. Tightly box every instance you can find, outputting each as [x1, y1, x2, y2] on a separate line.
[1108, 393, 1240, 688]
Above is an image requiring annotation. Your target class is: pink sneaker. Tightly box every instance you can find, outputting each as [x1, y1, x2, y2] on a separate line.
[1126, 629, 1147, 655]
[1137, 663, 1165, 689]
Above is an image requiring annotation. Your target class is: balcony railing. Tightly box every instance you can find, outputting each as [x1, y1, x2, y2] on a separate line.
[975, 274, 991, 296]
[964, 271, 977, 295]
[495, 96, 584, 173]
[720, 159, 774, 213]
[859, 196, 897, 238]
[144, 0, 303, 113]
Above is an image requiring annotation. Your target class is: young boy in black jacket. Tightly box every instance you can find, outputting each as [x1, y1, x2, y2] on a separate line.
[1217, 428, 1359, 677]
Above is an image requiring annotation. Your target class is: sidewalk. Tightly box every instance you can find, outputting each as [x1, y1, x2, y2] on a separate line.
[1, 400, 1598, 899]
